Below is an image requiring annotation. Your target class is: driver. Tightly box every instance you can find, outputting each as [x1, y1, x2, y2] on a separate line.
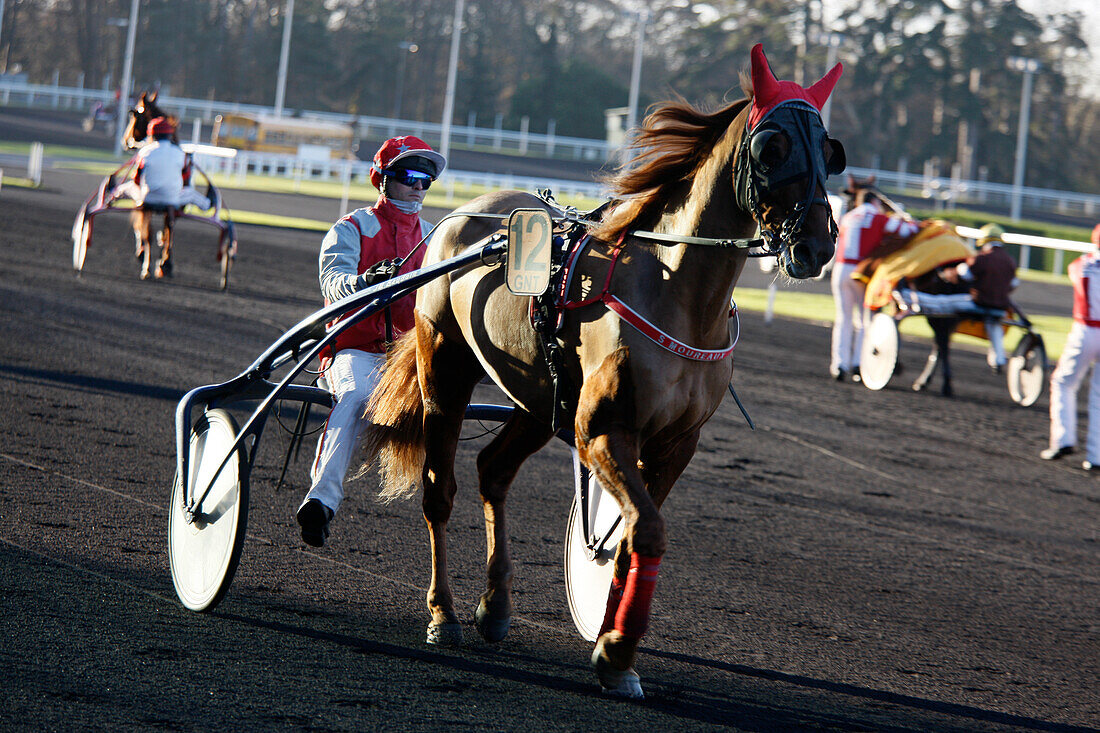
[296, 136, 446, 547]
[114, 117, 212, 214]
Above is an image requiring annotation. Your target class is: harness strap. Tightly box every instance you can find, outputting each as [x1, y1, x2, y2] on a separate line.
[561, 231, 738, 362]
[630, 229, 763, 249]
[602, 295, 737, 362]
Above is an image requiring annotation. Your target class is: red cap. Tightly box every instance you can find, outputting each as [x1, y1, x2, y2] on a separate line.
[747, 44, 843, 131]
[147, 116, 175, 137]
[369, 136, 447, 190]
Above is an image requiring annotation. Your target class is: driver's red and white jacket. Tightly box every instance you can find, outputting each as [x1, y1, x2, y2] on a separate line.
[1069, 251, 1100, 327]
[319, 197, 431, 356]
[835, 202, 918, 265]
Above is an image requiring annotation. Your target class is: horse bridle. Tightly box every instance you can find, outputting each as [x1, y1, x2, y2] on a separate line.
[734, 100, 844, 256]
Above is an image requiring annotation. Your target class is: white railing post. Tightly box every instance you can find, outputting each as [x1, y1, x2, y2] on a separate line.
[339, 159, 352, 217]
[519, 116, 529, 155]
[28, 142, 44, 186]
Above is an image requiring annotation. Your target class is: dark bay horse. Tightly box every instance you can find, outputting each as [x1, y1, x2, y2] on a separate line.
[362, 44, 845, 698]
[122, 89, 176, 150]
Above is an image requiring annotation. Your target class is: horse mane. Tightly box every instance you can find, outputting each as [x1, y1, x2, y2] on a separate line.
[591, 79, 753, 243]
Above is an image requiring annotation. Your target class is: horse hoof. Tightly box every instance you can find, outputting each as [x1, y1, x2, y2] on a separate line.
[912, 381, 926, 392]
[426, 621, 463, 647]
[474, 599, 510, 643]
[590, 648, 644, 699]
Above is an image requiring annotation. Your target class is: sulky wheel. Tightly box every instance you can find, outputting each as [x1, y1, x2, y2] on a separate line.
[860, 311, 900, 391]
[168, 408, 249, 612]
[1007, 333, 1047, 407]
[563, 467, 624, 642]
[72, 211, 92, 273]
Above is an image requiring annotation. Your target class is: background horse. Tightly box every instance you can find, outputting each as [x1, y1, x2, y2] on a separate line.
[123, 90, 180, 280]
[362, 45, 844, 698]
[122, 89, 176, 150]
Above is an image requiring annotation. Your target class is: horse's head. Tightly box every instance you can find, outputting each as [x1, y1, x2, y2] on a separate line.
[127, 90, 177, 148]
[843, 174, 877, 211]
[735, 44, 846, 279]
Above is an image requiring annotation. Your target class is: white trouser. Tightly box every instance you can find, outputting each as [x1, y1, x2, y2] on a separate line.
[986, 321, 1006, 367]
[304, 348, 386, 513]
[1049, 322, 1100, 461]
[901, 290, 1007, 366]
[830, 263, 865, 374]
[111, 181, 211, 211]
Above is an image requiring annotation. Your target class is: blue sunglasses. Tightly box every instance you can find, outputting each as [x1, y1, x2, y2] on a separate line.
[385, 168, 433, 189]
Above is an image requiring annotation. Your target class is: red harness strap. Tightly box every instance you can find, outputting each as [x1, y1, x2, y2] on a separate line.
[562, 231, 737, 362]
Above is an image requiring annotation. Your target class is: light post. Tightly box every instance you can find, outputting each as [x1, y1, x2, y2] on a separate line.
[1007, 56, 1040, 223]
[393, 41, 418, 120]
[439, 0, 464, 161]
[274, 0, 295, 117]
[0, 0, 6, 74]
[112, 0, 139, 157]
[625, 10, 649, 140]
[818, 32, 844, 129]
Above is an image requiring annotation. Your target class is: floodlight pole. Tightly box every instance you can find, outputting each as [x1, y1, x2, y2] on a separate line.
[0, 0, 7, 73]
[274, 0, 295, 117]
[113, 0, 140, 157]
[820, 33, 843, 129]
[625, 10, 648, 139]
[439, 0, 465, 161]
[1008, 56, 1039, 223]
[393, 41, 418, 120]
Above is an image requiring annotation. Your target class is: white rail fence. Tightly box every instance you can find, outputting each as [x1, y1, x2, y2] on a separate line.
[0, 78, 608, 162]
[190, 150, 608, 212]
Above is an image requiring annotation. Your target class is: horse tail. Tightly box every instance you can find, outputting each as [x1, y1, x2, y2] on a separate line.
[360, 331, 425, 503]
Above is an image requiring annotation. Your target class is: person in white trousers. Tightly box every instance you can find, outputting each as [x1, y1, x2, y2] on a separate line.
[830, 189, 918, 381]
[296, 136, 447, 546]
[1042, 223, 1100, 471]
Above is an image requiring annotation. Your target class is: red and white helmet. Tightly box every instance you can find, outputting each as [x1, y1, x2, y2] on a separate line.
[147, 116, 175, 137]
[369, 136, 446, 190]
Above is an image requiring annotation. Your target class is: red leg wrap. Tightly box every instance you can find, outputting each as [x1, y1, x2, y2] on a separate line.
[598, 574, 626, 637]
[613, 553, 661, 639]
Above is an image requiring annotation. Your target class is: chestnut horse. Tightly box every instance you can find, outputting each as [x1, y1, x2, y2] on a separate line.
[363, 45, 845, 698]
[124, 90, 181, 279]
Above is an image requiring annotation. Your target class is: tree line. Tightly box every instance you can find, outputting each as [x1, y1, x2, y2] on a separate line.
[2, 0, 1098, 193]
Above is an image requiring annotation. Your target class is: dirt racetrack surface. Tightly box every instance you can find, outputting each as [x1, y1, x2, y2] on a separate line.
[1, 170, 1098, 731]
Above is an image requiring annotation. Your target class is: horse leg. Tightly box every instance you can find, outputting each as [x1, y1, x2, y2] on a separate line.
[597, 429, 700, 639]
[473, 410, 554, 642]
[155, 213, 174, 278]
[912, 346, 939, 392]
[575, 349, 665, 699]
[132, 212, 145, 260]
[132, 210, 152, 280]
[416, 316, 483, 646]
[935, 318, 956, 397]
